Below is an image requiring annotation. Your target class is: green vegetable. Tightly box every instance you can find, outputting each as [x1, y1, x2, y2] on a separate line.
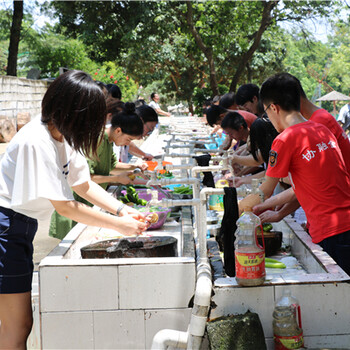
[263, 223, 273, 232]
[157, 171, 173, 179]
[137, 198, 147, 206]
[173, 185, 193, 195]
[127, 186, 136, 194]
[127, 193, 136, 202]
[163, 171, 173, 178]
[120, 187, 147, 206]
[265, 258, 286, 269]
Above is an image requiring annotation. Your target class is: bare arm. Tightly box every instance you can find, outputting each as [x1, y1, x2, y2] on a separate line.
[231, 170, 266, 187]
[90, 173, 133, 186]
[128, 142, 154, 161]
[155, 107, 171, 117]
[253, 187, 296, 213]
[257, 198, 301, 223]
[112, 162, 138, 171]
[52, 199, 147, 236]
[51, 181, 147, 236]
[238, 175, 279, 214]
[73, 180, 127, 214]
[231, 152, 263, 167]
[210, 125, 222, 135]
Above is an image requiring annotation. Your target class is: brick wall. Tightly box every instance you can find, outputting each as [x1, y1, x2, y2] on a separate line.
[0, 75, 49, 121]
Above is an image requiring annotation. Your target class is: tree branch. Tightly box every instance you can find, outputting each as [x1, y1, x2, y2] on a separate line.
[229, 0, 279, 92]
[185, 1, 219, 96]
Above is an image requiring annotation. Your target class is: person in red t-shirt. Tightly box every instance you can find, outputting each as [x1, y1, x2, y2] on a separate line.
[240, 73, 350, 275]
[253, 74, 350, 223]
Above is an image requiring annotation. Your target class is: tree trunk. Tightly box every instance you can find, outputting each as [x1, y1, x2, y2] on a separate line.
[185, 2, 219, 97]
[187, 98, 194, 115]
[246, 62, 252, 82]
[229, 0, 279, 92]
[7, 1, 24, 76]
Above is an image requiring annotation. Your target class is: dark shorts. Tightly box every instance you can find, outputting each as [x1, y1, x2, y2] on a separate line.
[0, 206, 38, 293]
[319, 230, 350, 276]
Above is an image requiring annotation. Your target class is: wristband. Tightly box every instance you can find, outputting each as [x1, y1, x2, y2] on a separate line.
[116, 204, 126, 216]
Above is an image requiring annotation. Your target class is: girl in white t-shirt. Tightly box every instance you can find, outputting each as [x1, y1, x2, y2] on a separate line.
[0, 70, 147, 348]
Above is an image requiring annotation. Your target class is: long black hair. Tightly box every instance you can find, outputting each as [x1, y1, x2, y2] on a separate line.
[41, 70, 107, 157]
[249, 118, 279, 164]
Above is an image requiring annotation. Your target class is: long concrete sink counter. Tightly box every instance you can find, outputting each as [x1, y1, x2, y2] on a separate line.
[37, 116, 350, 349]
[209, 215, 350, 349]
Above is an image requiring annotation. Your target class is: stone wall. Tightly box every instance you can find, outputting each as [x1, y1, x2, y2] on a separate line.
[0, 75, 49, 121]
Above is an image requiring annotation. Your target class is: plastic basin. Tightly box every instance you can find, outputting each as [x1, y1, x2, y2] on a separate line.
[138, 207, 171, 230]
[146, 161, 172, 174]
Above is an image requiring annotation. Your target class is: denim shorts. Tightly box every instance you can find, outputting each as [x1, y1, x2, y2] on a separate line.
[0, 206, 38, 293]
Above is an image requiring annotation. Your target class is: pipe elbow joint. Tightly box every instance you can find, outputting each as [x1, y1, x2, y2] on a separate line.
[151, 329, 188, 350]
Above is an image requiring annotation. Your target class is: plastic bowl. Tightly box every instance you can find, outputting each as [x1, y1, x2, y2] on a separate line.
[145, 208, 171, 230]
[137, 206, 171, 230]
[146, 161, 172, 174]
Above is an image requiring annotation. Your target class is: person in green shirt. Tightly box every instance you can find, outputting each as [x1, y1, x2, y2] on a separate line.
[49, 102, 144, 239]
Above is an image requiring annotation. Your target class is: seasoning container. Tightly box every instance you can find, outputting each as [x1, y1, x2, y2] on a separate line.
[234, 207, 265, 286]
[273, 289, 304, 349]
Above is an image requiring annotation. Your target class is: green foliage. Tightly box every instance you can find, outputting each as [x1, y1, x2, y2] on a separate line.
[26, 30, 91, 78]
[88, 62, 138, 101]
[192, 84, 228, 115]
[327, 20, 350, 93]
[282, 31, 333, 101]
[3, 0, 348, 118]
[0, 7, 36, 76]
[0, 9, 12, 41]
[280, 11, 350, 115]
[42, 1, 149, 62]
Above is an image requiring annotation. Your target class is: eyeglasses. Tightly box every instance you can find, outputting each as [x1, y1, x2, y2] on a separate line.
[263, 104, 272, 115]
[144, 123, 157, 136]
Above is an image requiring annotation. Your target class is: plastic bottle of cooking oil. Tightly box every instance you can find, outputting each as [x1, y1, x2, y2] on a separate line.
[273, 289, 304, 349]
[234, 207, 265, 286]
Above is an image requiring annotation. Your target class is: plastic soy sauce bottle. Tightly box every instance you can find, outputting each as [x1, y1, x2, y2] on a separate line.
[234, 207, 265, 286]
[273, 289, 304, 349]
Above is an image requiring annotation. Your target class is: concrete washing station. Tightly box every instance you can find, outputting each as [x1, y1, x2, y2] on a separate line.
[32, 117, 350, 349]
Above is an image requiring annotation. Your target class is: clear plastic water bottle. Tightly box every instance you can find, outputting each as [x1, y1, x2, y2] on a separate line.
[273, 289, 304, 349]
[234, 207, 265, 286]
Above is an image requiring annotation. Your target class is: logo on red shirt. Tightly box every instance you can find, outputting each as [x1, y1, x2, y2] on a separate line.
[269, 150, 277, 167]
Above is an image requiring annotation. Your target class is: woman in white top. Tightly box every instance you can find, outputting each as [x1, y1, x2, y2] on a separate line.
[0, 70, 146, 348]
